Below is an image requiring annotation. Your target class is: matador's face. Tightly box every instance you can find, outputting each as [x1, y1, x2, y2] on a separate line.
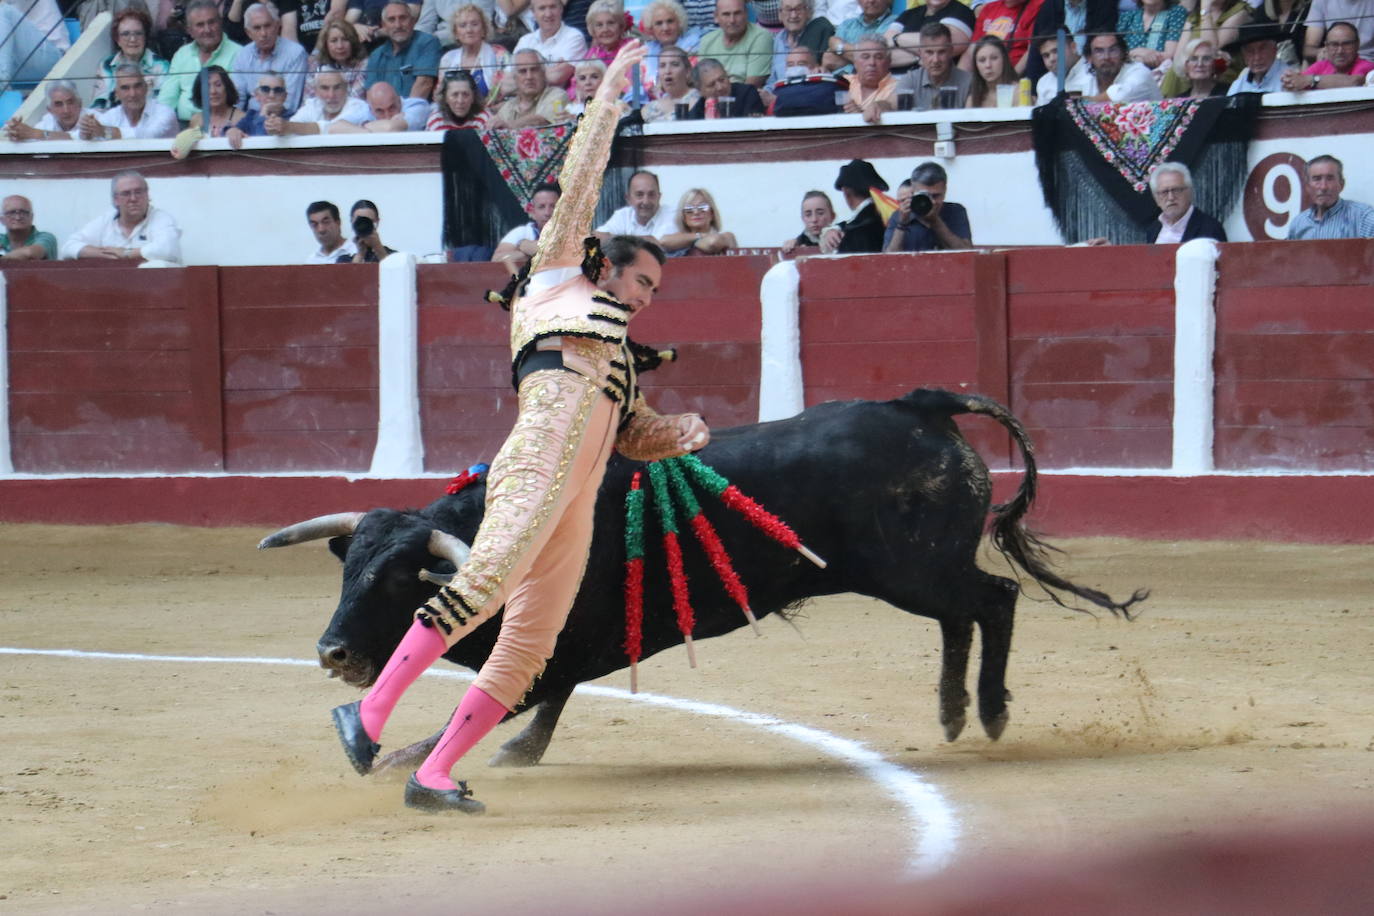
[600, 249, 662, 314]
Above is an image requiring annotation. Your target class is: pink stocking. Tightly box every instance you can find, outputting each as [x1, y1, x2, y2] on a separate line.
[358, 619, 448, 742]
[414, 686, 509, 791]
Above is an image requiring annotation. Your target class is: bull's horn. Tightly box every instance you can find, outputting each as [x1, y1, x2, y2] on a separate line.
[418, 530, 472, 586]
[257, 512, 365, 549]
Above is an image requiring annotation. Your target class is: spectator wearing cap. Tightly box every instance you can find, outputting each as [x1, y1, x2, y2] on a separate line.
[1226, 23, 1291, 93]
[4, 80, 90, 142]
[1065, 31, 1162, 101]
[1144, 162, 1226, 244]
[1282, 22, 1373, 90]
[513, 0, 587, 89]
[770, 0, 835, 83]
[883, 161, 972, 253]
[231, 2, 310, 114]
[844, 37, 899, 123]
[61, 170, 183, 264]
[365, 1, 443, 99]
[699, 0, 775, 87]
[823, 159, 890, 254]
[161, 0, 244, 121]
[686, 57, 767, 117]
[825, 0, 902, 74]
[897, 23, 974, 109]
[82, 64, 180, 140]
[1286, 155, 1374, 240]
[1, 196, 58, 261]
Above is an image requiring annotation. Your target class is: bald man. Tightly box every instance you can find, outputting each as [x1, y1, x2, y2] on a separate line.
[1, 196, 58, 260]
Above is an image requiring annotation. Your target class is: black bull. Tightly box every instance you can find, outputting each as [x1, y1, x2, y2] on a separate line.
[262, 388, 1145, 770]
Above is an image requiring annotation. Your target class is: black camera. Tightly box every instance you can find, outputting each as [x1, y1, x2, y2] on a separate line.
[910, 190, 935, 218]
[353, 216, 375, 237]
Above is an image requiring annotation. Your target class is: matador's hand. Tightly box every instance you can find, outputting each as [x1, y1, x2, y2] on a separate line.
[676, 414, 709, 452]
[598, 40, 648, 102]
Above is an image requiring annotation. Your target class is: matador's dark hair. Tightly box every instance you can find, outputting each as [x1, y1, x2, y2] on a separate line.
[485, 234, 664, 310]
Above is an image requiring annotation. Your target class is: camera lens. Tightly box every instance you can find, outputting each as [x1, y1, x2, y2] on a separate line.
[353, 216, 374, 236]
[911, 192, 934, 218]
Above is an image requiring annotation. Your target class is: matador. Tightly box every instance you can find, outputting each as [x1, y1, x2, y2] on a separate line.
[330, 40, 710, 813]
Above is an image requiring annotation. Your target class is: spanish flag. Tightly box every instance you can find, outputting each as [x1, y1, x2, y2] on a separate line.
[870, 187, 901, 224]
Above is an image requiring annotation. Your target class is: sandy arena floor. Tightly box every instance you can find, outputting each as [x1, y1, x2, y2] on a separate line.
[2, 524, 1372, 913]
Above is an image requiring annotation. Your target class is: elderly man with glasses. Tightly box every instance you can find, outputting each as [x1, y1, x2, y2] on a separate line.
[60, 171, 184, 265]
[1, 196, 58, 260]
[1144, 162, 1226, 244]
[1283, 21, 1373, 91]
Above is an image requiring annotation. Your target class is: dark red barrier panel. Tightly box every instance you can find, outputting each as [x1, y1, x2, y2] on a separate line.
[5, 265, 224, 472]
[1215, 239, 1374, 471]
[1006, 245, 1176, 468]
[416, 262, 518, 471]
[219, 264, 379, 472]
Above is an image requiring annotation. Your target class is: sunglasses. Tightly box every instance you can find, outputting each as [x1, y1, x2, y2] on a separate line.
[257, 85, 288, 94]
[683, 204, 712, 213]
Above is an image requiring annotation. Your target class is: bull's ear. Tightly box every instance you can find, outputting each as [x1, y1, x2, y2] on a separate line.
[327, 536, 353, 562]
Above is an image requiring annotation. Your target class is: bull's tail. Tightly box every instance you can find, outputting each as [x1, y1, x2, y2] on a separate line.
[905, 389, 1148, 620]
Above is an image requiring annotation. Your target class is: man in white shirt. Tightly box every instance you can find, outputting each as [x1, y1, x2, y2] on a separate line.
[1065, 31, 1162, 102]
[80, 66, 179, 140]
[61, 171, 183, 264]
[513, 0, 587, 88]
[231, 2, 310, 114]
[328, 81, 430, 133]
[595, 171, 679, 244]
[271, 70, 371, 135]
[305, 201, 359, 263]
[1033, 30, 1083, 104]
[4, 79, 89, 141]
[492, 182, 560, 273]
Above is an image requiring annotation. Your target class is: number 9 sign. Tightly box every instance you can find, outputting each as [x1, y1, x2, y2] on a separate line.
[1243, 153, 1313, 240]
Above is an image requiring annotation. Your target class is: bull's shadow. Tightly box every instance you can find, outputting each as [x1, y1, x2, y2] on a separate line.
[262, 389, 1145, 774]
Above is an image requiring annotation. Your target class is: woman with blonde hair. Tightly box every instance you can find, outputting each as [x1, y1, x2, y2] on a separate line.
[305, 19, 369, 100]
[968, 36, 1017, 107]
[438, 3, 513, 99]
[1161, 0, 1251, 96]
[1171, 37, 1226, 95]
[567, 58, 607, 114]
[662, 188, 737, 256]
[586, 0, 632, 65]
[641, 0, 697, 92]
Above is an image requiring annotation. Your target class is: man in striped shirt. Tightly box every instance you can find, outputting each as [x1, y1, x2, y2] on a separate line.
[1287, 155, 1374, 240]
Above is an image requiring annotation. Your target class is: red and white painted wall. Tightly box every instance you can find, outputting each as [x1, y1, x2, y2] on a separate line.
[2, 239, 1372, 541]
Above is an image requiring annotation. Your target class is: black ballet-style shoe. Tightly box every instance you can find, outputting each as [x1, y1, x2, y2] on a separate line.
[332, 701, 380, 776]
[404, 774, 486, 814]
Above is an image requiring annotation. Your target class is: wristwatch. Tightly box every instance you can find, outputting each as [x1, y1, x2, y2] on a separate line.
[836, 41, 845, 54]
[1311, 74, 1321, 88]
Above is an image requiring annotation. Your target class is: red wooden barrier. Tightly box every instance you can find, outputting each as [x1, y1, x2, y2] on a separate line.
[5, 266, 223, 472]
[1005, 245, 1176, 469]
[1215, 240, 1374, 471]
[219, 264, 379, 472]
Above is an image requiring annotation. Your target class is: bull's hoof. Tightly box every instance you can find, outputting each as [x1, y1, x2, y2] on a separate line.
[941, 713, 967, 743]
[980, 709, 1010, 742]
[332, 701, 380, 776]
[404, 774, 486, 814]
[488, 739, 546, 768]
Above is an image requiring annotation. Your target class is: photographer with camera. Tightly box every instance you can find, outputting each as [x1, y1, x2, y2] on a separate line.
[883, 160, 972, 253]
[346, 199, 397, 263]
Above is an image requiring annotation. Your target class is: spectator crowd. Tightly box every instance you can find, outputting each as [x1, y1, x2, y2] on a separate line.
[3, 0, 1374, 265]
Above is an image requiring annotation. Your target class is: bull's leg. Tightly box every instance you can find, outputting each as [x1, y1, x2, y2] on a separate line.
[972, 573, 1019, 741]
[487, 688, 573, 767]
[937, 617, 973, 742]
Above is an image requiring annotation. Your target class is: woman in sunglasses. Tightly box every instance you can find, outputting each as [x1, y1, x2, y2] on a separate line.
[662, 187, 737, 256]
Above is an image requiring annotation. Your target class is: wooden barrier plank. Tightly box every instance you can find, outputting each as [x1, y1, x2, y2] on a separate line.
[1013, 381, 1172, 428]
[801, 296, 976, 342]
[1219, 239, 1374, 288]
[9, 391, 198, 429]
[220, 304, 377, 349]
[223, 389, 381, 431]
[1010, 336, 1173, 384]
[10, 349, 191, 393]
[1217, 379, 1374, 427]
[222, 346, 378, 390]
[803, 339, 978, 388]
[1217, 332, 1374, 381]
[1216, 426, 1374, 471]
[420, 344, 512, 388]
[1010, 291, 1175, 337]
[4, 266, 205, 309]
[219, 263, 378, 307]
[1005, 246, 1175, 294]
[1026, 426, 1172, 468]
[798, 252, 978, 299]
[224, 430, 376, 472]
[1217, 287, 1374, 334]
[7, 309, 192, 351]
[10, 433, 221, 472]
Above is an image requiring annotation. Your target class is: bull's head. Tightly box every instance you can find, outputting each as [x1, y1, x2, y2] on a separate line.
[258, 511, 471, 688]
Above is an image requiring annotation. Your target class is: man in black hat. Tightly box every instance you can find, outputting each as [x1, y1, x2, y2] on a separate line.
[1226, 23, 1293, 95]
[823, 158, 890, 253]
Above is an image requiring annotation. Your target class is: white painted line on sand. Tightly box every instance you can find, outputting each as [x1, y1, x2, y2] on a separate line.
[2, 646, 960, 874]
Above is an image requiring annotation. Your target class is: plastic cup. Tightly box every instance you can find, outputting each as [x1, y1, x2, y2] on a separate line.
[896, 89, 914, 111]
